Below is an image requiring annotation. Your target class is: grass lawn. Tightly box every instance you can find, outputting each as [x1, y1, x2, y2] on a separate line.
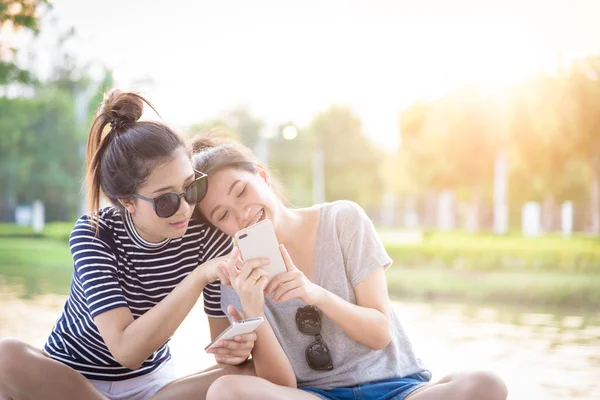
[1, 233, 599, 310]
[0, 237, 73, 297]
[385, 266, 600, 310]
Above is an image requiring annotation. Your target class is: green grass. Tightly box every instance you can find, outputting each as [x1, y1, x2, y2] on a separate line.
[381, 230, 600, 273]
[1, 228, 599, 309]
[0, 237, 73, 297]
[386, 266, 600, 310]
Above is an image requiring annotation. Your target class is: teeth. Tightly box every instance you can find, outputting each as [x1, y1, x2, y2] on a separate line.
[252, 209, 263, 224]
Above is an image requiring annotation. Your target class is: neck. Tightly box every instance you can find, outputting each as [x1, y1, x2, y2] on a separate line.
[129, 213, 165, 243]
[274, 205, 320, 250]
[274, 207, 306, 247]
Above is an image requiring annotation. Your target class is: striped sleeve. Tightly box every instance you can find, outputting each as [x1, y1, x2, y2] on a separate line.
[200, 225, 233, 318]
[70, 219, 128, 318]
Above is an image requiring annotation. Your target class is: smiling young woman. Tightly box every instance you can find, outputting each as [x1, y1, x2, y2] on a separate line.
[0, 90, 262, 400]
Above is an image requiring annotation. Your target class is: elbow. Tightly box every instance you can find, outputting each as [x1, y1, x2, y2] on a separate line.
[113, 349, 144, 371]
[118, 356, 144, 371]
[120, 359, 144, 371]
[278, 376, 298, 389]
[369, 324, 392, 350]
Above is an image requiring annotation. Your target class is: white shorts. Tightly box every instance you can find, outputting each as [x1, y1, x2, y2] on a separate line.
[88, 362, 178, 400]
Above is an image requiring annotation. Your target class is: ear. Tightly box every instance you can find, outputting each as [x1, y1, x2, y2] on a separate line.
[256, 163, 272, 186]
[118, 197, 137, 215]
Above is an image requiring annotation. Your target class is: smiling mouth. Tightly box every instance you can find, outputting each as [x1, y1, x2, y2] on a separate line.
[247, 208, 265, 227]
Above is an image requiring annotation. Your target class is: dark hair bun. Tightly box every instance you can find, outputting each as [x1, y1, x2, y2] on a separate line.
[99, 89, 144, 130]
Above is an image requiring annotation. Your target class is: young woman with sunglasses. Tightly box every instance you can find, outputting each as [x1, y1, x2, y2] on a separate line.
[190, 137, 508, 400]
[0, 91, 265, 400]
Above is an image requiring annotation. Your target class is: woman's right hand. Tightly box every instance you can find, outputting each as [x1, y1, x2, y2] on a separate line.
[196, 255, 228, 284]
[219, 248, 270, 318]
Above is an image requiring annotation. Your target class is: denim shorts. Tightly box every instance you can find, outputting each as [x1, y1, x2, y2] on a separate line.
[300, 372, 431, 400]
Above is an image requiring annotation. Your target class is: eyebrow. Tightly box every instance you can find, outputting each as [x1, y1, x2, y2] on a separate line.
[209, 180, 242, 219]
[151, 173, 195, 195]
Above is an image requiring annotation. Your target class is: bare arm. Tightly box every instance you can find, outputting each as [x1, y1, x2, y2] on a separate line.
[313, 268, 392, 350]
[94, 259, 220, 370]
[245, 311, 297, 388]
[220, 249, 297, 387]
[267, 245, 392, 350]
[208, 316, 231, 341]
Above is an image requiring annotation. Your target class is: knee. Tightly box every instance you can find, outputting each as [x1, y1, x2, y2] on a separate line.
[461, 371, 507, 400]
[207, 375, 271, 400]
[0, 338, 28, 384]
[207, 375, 246, 400]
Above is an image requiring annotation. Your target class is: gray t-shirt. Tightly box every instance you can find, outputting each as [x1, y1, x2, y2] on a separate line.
[220, 200, 427, 389]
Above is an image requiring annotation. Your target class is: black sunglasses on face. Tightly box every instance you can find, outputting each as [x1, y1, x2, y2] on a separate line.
[132, 171, 208, 219]
[296, 305, 334, 371]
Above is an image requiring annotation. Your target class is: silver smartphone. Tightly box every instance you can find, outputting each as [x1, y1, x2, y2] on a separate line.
[205, 317, 265, 350]
[234, 219, 287, 280]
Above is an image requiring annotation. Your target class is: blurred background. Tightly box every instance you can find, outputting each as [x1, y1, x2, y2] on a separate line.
[1, 1, 599, 399]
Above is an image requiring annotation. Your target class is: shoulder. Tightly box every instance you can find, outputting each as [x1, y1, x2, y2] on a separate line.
[322, 200, 369, 225]
[69, 207, 121, 249]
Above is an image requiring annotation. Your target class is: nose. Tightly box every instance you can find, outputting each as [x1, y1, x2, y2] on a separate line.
[174, 194, 191, 217]
[236, 206, 252, 227]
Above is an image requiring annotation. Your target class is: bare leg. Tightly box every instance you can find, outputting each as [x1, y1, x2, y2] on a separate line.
[149, 360, 256, 400]
[0, 338, 107, 400]
[206, 375, 321, 400]
[406, 371, 507, 400]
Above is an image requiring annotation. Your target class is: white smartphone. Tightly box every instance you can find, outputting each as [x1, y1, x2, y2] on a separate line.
[205, 316, 265, 350]
[234, 219, 287, 281]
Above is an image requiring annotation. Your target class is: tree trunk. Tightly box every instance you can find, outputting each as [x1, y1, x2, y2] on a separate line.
[542, 194, 556, 232]
[466, 187, 483, 232]
[592, 154, 599, 235]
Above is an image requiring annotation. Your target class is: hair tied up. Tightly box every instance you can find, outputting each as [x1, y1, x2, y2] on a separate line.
[109, 118, 129, 132]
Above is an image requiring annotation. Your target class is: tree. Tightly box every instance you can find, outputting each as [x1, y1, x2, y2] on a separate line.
[225, 107, 264, 148]
[564, 57, 600, 234]
[0, 0, 49, 85]
[267, 122, 313, 206]
[0, 11, 112, 221]
[187, 119, 240, 141]
[307, 106, 384, 209]
[399, 89, 500, 230]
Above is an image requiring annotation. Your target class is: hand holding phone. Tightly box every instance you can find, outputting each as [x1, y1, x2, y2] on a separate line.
[205, 317, 264, 351]
[234, 219, 287, 281]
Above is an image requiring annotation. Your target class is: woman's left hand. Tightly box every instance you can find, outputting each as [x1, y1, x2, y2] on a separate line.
[264, 244, 325, 305]
[206, 305, 257, 365]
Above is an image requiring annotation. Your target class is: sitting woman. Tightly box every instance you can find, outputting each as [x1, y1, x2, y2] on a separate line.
[191, 136, 508, 400]
[0, 92, 259, 400]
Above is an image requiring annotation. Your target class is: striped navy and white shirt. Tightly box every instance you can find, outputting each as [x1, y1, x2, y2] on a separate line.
[44, 207, 232, 381]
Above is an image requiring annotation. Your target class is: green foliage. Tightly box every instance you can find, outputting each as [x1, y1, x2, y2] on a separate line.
[0, 87, 85, 221]
[0, 237, 73, 297]
[0, 0, 50, 85]
[0, 222, 35, 236]
[385, 267, 600, 309]
[383, 231, 600, 273]
[0, 222, 72, 240]
[307, 106, 384, 208]
[397, 56, 600, 232]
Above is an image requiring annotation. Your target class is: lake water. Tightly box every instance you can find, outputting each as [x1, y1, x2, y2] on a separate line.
[0, 285, 598, 399]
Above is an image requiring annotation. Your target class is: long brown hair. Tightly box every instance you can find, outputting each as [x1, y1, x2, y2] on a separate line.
[85, 89, 186, 230]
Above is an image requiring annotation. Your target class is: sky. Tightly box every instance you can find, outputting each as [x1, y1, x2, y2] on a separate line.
[12, 0, 600, 149]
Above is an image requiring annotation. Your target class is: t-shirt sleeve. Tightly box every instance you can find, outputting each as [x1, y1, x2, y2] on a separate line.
[70, 218, 129, 318]
[338, 201, 393, 288]
[199, 224, 234, 318]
